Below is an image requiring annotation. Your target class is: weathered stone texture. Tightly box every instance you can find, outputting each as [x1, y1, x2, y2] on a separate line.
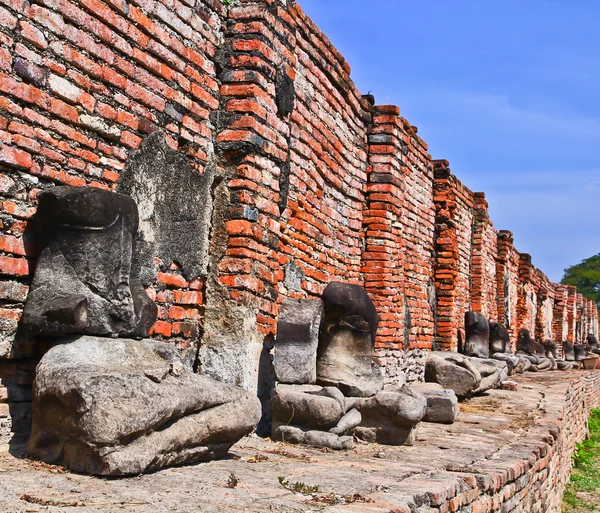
[27, 336, 261, 475]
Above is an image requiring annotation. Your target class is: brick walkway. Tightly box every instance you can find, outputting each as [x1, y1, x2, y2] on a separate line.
[0, 370, 597, 513]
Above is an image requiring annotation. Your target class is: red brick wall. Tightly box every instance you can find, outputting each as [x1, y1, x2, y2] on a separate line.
[0, 0, 597, 396]
[0, 0, 227, 363]
[470, 192, 498, 320]
[496, 231, 521, 349]
[432, 161, 474, 351]
[364, 105, 407, 349]
[553, 285, 569, 343]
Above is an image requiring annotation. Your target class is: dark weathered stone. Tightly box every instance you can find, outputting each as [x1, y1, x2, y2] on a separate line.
[317, 282, 382, 397]
[489, 322, 510, 354]
[21, 186, 156, 338]
[464, 311, 490, 358]
[409, 383, 459, 424]
[274, 299, 323, 384]
[275, 67, 295, 117]
[516, 329, 544, 356]
[27, 336, 261, 475]
[587, 333, 599, 354]
[563, 341, 575, 361]
[544, 340, 557, 359]
[117, 131, 214, 282]
[574, 344, 587, 361]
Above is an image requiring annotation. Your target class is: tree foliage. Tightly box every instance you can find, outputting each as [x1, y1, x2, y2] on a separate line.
[561, 253, 600, 306]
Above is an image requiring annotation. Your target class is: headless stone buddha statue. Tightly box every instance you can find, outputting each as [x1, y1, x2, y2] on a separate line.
[464, 312, 490, 358]
[587, 333, 600, 355]
[516, 329, 553, 371]
[488, 321, 529, 374]
[574, 343, 587, 361]
[563, 341, 575, 361]
[21, 186, 156, 337]
[25, 186, 261, 475]
[271, 282, 426, 449]
[316, 282, 382, 397]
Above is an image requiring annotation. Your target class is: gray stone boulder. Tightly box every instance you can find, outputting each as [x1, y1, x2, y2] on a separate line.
[274, 299, 323, 384]
[27, 336, 261, 476]
[409, 383, 459, 424]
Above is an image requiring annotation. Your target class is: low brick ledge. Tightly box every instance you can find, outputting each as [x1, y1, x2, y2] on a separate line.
[0, 370, 599, 513]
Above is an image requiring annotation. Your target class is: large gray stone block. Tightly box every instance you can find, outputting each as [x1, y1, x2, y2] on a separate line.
[410, 383, 459, 424]
[274, 298, 323, 384]
[27, 336, 261, 476]
[117, 131, 214, 282]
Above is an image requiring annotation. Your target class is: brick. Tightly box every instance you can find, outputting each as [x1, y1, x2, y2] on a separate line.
[0, 144, 32, 169]
[19, 20, 48, 49]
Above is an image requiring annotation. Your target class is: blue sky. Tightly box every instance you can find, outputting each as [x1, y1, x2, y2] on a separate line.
[300, 0, 600, 282]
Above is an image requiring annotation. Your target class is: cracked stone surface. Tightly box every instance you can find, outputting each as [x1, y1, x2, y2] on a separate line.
[0, 370, 594, 512]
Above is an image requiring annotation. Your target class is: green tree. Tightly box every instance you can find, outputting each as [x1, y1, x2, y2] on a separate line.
[561, 253, 600, 306]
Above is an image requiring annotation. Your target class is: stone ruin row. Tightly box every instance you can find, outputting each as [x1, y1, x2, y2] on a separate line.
[0, 0, 598, 474]
[1, 179, 597, 475]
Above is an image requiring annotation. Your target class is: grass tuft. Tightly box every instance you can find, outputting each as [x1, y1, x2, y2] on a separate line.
[563, 409, 600, 511]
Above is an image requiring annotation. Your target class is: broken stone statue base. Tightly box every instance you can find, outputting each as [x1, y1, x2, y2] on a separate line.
[27, 336, 261, 476]
[408, 382, 459, 424]
[271, 384, 426, 449]
[271, 384, 359, 450]
[425, 352, 507, 399]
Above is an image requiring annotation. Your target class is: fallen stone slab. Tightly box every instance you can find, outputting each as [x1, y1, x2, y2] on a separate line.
[27, 336, 261, 476]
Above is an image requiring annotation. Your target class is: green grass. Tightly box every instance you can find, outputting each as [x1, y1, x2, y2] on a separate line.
[563, 409, 600, 512]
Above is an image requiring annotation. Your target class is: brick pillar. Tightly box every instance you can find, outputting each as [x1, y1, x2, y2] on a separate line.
[566, 286, 577, 343]
[432, 160, 472, 351]
[470, 192, 498, 320]
[496, 230, 519, 348]
[553, 284, 568, 343]
[516, 253, 536, 337]
[363, 104, 406, 350]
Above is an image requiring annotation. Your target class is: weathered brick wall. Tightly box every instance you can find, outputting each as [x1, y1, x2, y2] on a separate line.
[471, 192, 498, 320]
[553, 284, 569, 343]
[496, 231, 521, 349]
[429, 372, 600, 513]
[534, 268, 555, 342]
[0, 0, 226, 356]
[0, 0, 597, 417]
[364, 105, 407, 350]
[566, 286, 578, 343]
[432, 160, 474, 351]
[516, 253, 538, 337]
